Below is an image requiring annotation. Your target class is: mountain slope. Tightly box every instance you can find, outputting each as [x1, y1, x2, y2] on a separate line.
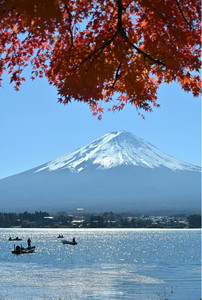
[0, 131, 200, 213]
[35, 131, 199, 173]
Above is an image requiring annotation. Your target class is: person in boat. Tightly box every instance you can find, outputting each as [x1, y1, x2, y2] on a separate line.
[27, 237, 31, 248]
[15, 245, 21, 254]
[72, 237, 76, 244]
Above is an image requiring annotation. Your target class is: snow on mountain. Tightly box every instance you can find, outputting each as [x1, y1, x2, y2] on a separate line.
[0, 131, 200, 213]
[35, 131, 200, 173]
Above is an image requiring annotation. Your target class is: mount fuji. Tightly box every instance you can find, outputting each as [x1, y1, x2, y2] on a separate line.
[0, 131, 201, 213]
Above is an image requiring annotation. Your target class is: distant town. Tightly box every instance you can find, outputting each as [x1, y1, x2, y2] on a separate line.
[0, 211, 201, 228]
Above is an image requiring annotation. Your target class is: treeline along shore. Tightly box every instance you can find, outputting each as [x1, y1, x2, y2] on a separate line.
[0, 211, 201, 228]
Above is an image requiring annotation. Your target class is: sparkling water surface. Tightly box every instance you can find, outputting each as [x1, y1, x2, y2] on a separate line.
[0, 229, 201, 300]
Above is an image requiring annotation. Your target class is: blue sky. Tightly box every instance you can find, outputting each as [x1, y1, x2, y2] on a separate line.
[0, 73, 201, 179]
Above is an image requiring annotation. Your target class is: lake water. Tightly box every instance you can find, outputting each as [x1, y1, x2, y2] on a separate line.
[0, 228, 201, 300]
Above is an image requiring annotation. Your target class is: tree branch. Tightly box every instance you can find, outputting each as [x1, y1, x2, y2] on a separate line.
[64, 5, 74, 47]
[120, 30, 165, 66]
[71, 31, 118, 71]
[117, 0, 165, 66]
[111, 61, 122, 88]
[71, 0, 165, 73]
[175, 0, 192, 30]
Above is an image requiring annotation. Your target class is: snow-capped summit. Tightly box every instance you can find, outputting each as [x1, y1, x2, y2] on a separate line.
[0, 131, 200, 213]
[35, 131, 199, 173]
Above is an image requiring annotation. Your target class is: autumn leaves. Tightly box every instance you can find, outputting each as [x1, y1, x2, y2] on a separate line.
[0, 0, 200, 117]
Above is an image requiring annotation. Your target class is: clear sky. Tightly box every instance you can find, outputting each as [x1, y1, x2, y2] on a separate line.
[0, 72, 201, 179]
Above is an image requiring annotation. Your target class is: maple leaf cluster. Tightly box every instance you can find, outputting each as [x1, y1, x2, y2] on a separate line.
[0, 0, 201, 117]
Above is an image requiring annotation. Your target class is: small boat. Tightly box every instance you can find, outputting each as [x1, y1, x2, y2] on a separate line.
[12, 245, 35, 255]
[61, 238, 77, 245]
[8, 237, 22, 241]
[57, 235, 64, 238]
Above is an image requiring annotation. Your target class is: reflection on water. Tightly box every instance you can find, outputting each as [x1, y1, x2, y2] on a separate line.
[0, 229, 201, 300]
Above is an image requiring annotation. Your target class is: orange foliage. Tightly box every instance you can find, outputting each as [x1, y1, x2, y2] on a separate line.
[0, 0, 201, 117]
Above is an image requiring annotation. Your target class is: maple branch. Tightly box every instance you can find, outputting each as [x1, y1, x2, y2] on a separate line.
[111, 61, 122, 88]
[175, 0, 192, 30]
[117, 0, 125, 30]
[117, 0, 165, 66]
[70, 0, 165, 74]
[64, 5, 74, 47]
[71, 32, 118, 71]
[122, 32, 165, 66]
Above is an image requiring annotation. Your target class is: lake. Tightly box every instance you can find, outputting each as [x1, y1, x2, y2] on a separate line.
[0, 228, 201, 300]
